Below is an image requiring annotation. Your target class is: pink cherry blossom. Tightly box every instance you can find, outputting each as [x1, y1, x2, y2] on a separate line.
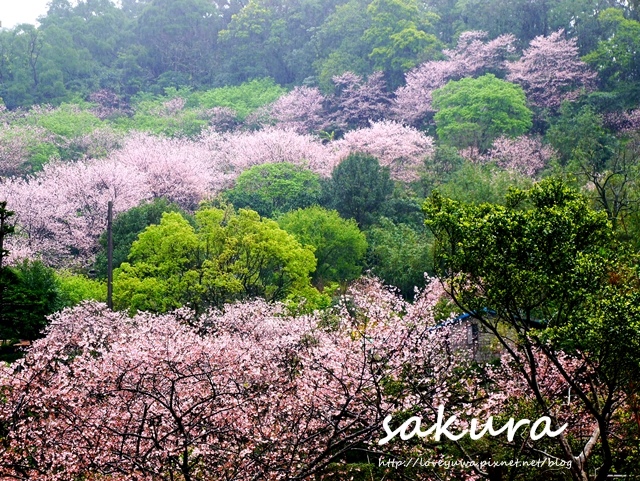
[506, 30, 597, 109]
[268, 86, 327, 134]
[486, 135, 555, 177]
[0, 278, 469, 480]
[393, 31, 516, 125]
[330, 120, 435, 182]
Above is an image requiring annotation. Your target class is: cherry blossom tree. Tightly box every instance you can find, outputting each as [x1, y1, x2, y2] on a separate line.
[506, 30, 597, 110]
[0, 159, 150, 265]
[485, 135, 555, 177]
[89, 89, 133, 120]
[0, 278, 470, 480]
[603, 108, 640, 134]
[0, 124, 53, 176]
[393, 31, 516, 126]
[328, 71, 392, 130]
[112, 132, 220, 208]
[201, 127, 332, 177]
[442, 31, 516, 78]
[268, 86, 327, 134]
[329, 120, 435, 182]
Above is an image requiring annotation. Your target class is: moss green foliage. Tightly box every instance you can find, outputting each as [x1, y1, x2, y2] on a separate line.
[113, 206, 319, 314]
[30, 103, 102, 138]
[226, 163, 322, 218]
[432, 74, 533, 151]
[437, 161, 533, 205]
[116, 97, 207, 137]
[424, 179, 640, 473]
[278, 206, 368, 287]
[187, 78, 286, 119]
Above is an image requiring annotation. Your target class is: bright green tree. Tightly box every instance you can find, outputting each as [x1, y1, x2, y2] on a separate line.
[278, 206, 367, 288]
[114, 207, 318, 314]
[226, 163, 322, 218]
[95, 198, 188, 277]
[432, 74, 532, 152]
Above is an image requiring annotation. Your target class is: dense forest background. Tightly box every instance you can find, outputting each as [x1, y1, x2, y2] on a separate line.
[0, 0, 638, 108]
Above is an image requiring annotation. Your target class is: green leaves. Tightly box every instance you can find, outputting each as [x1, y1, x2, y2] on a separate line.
[226, 163, 322, 218]
[278, 206, 367, 287]
[424, 178, 612, 324]
[113, 206, 318, 314]
[432, 74, 532, 152]
[363, 0, 441, 87]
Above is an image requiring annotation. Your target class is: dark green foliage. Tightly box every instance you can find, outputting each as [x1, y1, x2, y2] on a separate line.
[95, 198, 188, 278]
[421, 144, 465, 196]
[226, 163, 322, 218]
[546, 103, 616, 166]
[379, 191, 425, 227]
[583, 8, 640, 107]
[0, 260, 60, 341]
[278, 206, 368, 287]
[366, 218, 431, 299]
[322, 152, 393, 226]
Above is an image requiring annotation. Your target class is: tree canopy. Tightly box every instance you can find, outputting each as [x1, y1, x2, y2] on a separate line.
[113, 206, 318, 313]
[424, 178, 640, 480]
[278, 206, 367, 287]
[432, 74, 533, 152]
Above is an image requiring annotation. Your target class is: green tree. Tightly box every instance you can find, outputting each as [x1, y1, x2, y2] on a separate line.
[432, 74, 533, 152]
[311, 0, 373, 90]
[547, 105, 640, 232]
[95, 198, 188, 278]
[113, 207, 318, 314]
[322, 152, 393, 226]
[278, 206, 367, 288]
[583, 8, 640, 107]
[424, 178, 640, 481]
[137, 0, 222, 84]
[55, 271, 107, 307]
[187, 78, 286, 120]
[217, 0, 343, 85]
[437, 161, 533, 205]
[226, 163, 322, 218]
[362, 0, 441, 87]
[0, 260, 60, 341]
[366, 218, 431, 299]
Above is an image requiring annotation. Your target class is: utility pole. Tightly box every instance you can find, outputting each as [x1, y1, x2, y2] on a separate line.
[107, 201, 113, 309]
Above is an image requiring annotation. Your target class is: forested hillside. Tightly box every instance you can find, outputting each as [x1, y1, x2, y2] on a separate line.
[0, 1, 639, 480]
[0, 0, 638, 108]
